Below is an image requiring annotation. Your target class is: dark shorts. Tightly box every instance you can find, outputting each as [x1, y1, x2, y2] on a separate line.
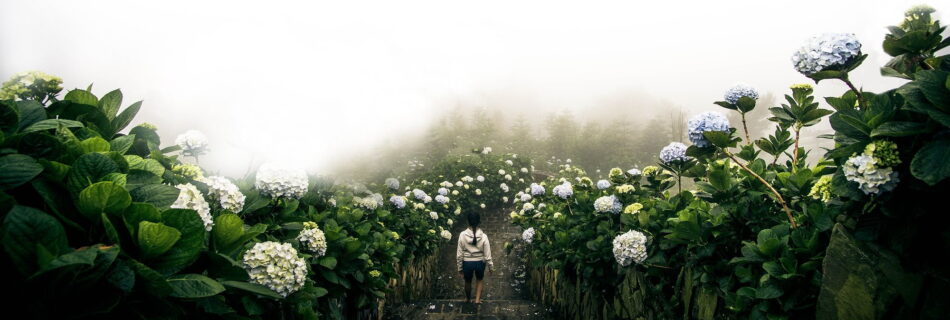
[462, 261, 486, 281]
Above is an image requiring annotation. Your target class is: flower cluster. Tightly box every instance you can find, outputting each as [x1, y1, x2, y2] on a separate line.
[172, 163, 204, 180]
[482, 147, 492, 154]
[522, 227, 535, 244]
[865, 140, 901, 167]
[553, 182, 574, 199]
[412, 189, 428, 201]
[623, 203, 644, 214]
[390, 195, 406, 209]
[660, 142, 690, 164]
[723, 83, 759, 105]
[687, 112, 730, 148]
[171, 183, 214, 231]
[369, 270, 382, 278]
[201, 176, 246, 213]
[808, 175, 833, 202]
[612, 230, 648, 267]
[255, 163, 308, 199]
[0, 71, 63, 101]
[596, 179, 611, 190]
[175, 130, 209, 156]
[429, 211, 439, 220]
[530, 183, 545, 196]
[385, 178, 400, 190]
[435, 194, 449, 204]
[297, 222, 328, 257]
[500, 183, 509, 192]
[594, 195, 622, 214]
[791, 33, 862, 75]
[440, 229, 452, 240]
[843, 154, 899, 195]
[608, 168, 625, 183]
[242, 241, 308, 297]
[355, 196, 380, 210]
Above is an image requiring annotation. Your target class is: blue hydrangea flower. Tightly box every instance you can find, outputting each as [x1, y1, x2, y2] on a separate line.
[385, 178, 400, 190]
[660, 142, 690, 164]
[596, 179, 611, 190]
[791, 33, 862, 75]
[687, 112, 730, 148]
[724, 84, 759, 105]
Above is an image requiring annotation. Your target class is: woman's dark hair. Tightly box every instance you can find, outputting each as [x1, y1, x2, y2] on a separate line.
[467, 212, 481, 246]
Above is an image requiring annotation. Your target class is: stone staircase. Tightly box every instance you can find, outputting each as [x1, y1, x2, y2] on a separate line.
[386, 209, 553, 319]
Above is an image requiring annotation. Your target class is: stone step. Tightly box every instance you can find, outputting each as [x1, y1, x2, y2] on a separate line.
[385, 299, 552, 320]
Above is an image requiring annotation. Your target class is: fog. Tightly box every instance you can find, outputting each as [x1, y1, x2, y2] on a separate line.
[1, 0, 943, 176]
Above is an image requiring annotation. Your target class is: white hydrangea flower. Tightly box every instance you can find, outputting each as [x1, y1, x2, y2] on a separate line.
[519, 178, 525, 183]
[500, 183, 509, 192]
[482, 147, 492, 154]
[521, 168, 529, 174]
[414, 203, 426, 210]
[596, 179, 611, 190]
[355, 196, 379, 210]
[456, 181, 464, 187]
[441, 181, 453, 188]
[390, 195, 407, 209]
[452, 190, 459, 196]
[171, 183, 213, 231]
[505, 160, 514, 166]
[522, 227, 535, 244]
[476, 175, 485, 182]
[520, 193, 533, 202]
[423, 195, 432, 203]
[462, 176, 474, 182]
[522, 202, 535, 211]
[429, 211, 439, 220]
[498, 169, 506, 175]
[385, 178, 400, 190]
[612, 230, 648, 267]
[435, 194, 450, 204]
[447, 219, 454, 226]
[475, 189, 482, 195]
[175, 130, 209, 156]
[242, 241, 308, 297]
[454, 206, 461, 215]
[440, 229, 452, 240]
[480, 203, 486, 209]
[553, 182, 573, 199]
[594, 195, 622, 214]
[297, 222, 327, 257]
[200, 176, 246, 213]
[505, 174, 512, 181]
[438, 187, 449, 196]
[255, 163, 308, 199]
[412, 189, 428, 200]
[530, 183, 545, 196]
[843, 154, 899, 195]
[502, 196, 509, 203]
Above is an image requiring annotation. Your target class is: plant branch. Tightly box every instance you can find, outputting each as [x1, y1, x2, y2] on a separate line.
[792, 126, 801, 168]
[840, 77, 867, 110]
[740, 112, 751, 144]
[723, 150, 798, 228]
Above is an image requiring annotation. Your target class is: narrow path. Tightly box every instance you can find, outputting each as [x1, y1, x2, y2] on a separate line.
[386, 209, 552, 319]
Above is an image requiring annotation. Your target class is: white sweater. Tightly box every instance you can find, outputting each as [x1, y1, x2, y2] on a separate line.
[456, 228, 494, 272]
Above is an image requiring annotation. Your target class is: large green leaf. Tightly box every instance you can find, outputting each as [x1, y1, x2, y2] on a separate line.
[22, 119, 84, 133]
[0, 100, 18, 134]
[212, 213, 245, 252]
[911, 138, 950, 185]
[870, 121, 929, 137]
[130, 184, 180, 209]
[128, 258, 172, 296]
[222, 281, 283, 299]
[66, 152, 119, 195]
[122, 202, 162, 238]
[0, 154, 43, 190]
[79, 137, 111, 153]
[111, 101, 141, 135]
[167, 274, 226, 298]
[15, 100, 46, 132]
[138, 221, 181, 259]
[64, 89, 99, 106]
[109, 134, 136, 154]
[2, 206, 68, 275]
[98, 89, 123, 120]
[152, 209, 206, 275]
[78, 181, 132, 219]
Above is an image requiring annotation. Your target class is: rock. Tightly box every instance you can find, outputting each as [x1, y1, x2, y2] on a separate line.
[816, 224, 921, 320]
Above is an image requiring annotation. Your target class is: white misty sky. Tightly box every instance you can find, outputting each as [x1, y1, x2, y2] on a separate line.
[1, 0, 943, 175]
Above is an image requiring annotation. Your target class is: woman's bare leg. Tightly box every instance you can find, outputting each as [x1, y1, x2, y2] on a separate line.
[474, 279, 484, 304]
[464, 280, 472, 302]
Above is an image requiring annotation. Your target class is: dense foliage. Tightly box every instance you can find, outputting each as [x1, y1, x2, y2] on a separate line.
[510, 6, 950, 319]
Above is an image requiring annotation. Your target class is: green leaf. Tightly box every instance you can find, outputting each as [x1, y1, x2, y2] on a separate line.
[123, 202, 162, 238]
[212, 213, 245, 252]
[127, 157, 165, 177]
[109, 134, 136, 155]
[871, 121, 929, 137]
[2, 206, 68, 275]
[0, 154, 43, 190]
[22, 119, 84, 133]
[755, 285, 783, 299]
[106, 260, 136, 293]
[167, 274, 226, 298]
[152, 209, 206, 275]
[102, 213, 121, 244]
[111, 101, 141, 135]
[707, 166, 732, 191]
[318, 256, 338, 270]
[222, 281, 283, 299]
[128, 259, 172, 296]
[98, 89, 123, 120]
[138, 221, 181, 259]
[66, 152, 119, 195]
[15, 100, 47, 132]
[313, 287, 329, 298]
[911, 138, 950, 185]
[915, 70, 950, 111]
[130, 184, 181, 209]
[0, 100, 18, 134]
[736, 96, 756, 113]
[77, 181, 132, 219]
[702, 131, 732, 148]
[64, 89, 99, 106]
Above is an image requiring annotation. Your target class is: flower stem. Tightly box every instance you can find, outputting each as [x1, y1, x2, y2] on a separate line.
[840, 77, 867, 110]
[723, 150, 798, 228]
[741, 112, 751, 144]
[792, 126, 801, 168]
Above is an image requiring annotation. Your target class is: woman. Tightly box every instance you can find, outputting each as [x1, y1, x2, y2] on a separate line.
[456, 212, 494, 304]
